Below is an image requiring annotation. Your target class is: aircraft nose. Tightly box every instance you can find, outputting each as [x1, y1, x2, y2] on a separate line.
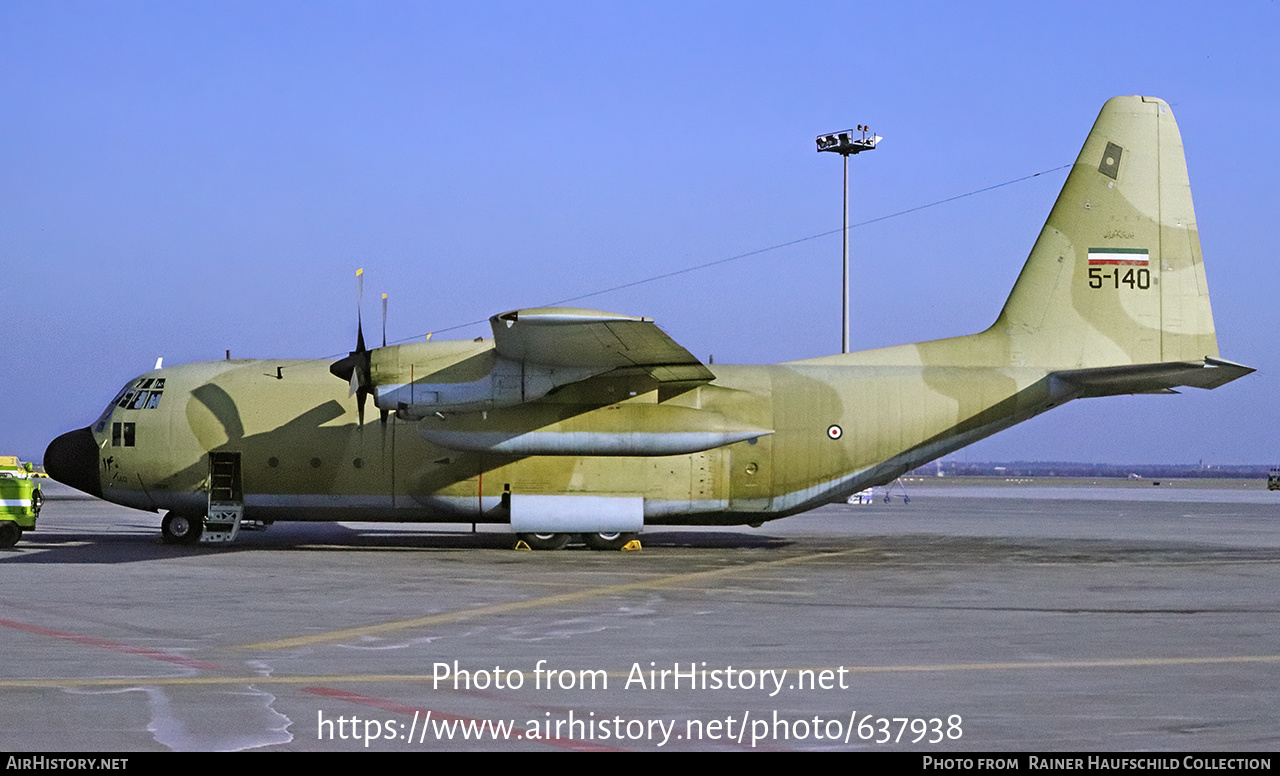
[44, 427, 102, 498]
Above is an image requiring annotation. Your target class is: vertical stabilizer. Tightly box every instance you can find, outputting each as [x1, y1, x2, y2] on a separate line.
[995, 96, 1218, 369]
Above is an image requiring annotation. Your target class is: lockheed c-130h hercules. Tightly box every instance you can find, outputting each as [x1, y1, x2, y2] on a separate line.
[44, 96, 1252, 550]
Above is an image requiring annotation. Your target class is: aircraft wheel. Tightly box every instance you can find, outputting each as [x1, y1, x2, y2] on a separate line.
[517, 532, 570, 550]
[161, 512, 204, 545]
[582, 532, 638, 551]
[0, 522, 21, 548]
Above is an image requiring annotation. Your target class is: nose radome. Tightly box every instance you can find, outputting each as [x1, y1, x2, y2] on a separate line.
[44, 427, 102, 498]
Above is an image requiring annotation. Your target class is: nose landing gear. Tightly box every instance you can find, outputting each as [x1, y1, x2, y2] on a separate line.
[160, 512, 204, 545]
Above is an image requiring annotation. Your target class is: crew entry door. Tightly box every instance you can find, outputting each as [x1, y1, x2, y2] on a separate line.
[205, 451, 243, 543]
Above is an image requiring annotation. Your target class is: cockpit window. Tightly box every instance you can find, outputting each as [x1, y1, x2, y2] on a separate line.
[93, 377, 166, 433]
[119, 380, 164, 411]
[94, 386, 130, 433]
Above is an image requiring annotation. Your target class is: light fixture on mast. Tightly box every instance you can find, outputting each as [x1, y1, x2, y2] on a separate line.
[816, 125, 881, 353]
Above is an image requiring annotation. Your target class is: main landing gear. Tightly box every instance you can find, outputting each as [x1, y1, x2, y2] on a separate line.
[515, 532, 641, 551]
[517, 532, 571, 551]
[581, 531, 638, 551]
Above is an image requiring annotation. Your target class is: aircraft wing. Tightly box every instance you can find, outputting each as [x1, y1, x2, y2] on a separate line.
[490, 307, 715, 383]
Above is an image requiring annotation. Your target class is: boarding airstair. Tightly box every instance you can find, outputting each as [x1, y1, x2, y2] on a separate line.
[202, 452, 243, 543]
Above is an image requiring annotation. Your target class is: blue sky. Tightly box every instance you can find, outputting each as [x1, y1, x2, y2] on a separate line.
[3, 2, 1276, 464]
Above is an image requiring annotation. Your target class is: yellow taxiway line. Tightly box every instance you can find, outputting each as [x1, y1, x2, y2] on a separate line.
[239, 548, 869, 650]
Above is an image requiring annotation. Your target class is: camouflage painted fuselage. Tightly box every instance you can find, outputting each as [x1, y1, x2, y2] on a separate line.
[81, 350, 1075, 526]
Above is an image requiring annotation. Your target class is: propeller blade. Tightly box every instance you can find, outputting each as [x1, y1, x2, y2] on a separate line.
[329, 351, 358, 382]
[355, 268, 366, 354]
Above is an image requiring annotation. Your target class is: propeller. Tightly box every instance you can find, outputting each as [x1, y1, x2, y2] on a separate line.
[329, 268, 373, 425]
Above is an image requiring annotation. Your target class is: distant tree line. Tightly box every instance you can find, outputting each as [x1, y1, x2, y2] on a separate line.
[913, 461, 1271, 479]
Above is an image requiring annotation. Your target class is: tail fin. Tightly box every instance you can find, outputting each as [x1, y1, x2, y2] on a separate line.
[996, 95, 1217, 369]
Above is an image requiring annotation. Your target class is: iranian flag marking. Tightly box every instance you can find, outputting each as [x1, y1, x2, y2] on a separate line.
[1088, 248, 1149, 266]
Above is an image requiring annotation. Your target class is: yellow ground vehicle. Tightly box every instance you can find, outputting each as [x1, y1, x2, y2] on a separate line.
[0, 457, 42, 547]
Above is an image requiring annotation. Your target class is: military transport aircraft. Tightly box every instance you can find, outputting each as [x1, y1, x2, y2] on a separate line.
[44, 96, 1252, 550]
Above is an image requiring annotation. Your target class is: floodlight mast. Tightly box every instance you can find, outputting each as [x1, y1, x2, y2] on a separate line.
[816, 126, 880, 353]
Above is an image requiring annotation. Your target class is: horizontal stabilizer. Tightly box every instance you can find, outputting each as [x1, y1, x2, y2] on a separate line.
[1053, 357, 1254, 398]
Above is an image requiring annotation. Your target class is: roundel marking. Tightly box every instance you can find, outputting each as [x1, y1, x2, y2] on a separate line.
[827, 424, 842, 440]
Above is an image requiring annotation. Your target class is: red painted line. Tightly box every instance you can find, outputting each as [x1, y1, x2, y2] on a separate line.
[303, 686, 619, 751]
[0, 617, 221, 671]
[1087, 259, 1149, 265]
